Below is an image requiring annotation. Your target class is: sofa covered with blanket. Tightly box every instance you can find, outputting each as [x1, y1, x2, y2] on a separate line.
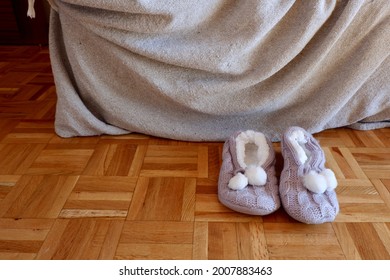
[40, 0, 389, 141]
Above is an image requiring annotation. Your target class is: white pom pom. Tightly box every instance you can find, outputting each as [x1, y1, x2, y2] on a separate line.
[321, 168, 337, 190]
[245, 166, 267, 186]
[303, 170, 327, 194]
[228, 173, 248, 190]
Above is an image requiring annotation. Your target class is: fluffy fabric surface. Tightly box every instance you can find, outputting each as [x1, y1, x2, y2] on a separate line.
[303, 170, 329, 194]
[235, 130, 269, 169]
[245, 165, 267, 186]
[228, 172, 248, 191]
[48, 0, 389, 141]
[228, 130, 268, 190]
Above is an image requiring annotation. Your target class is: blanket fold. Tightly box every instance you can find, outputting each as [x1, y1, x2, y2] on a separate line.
[49, 0, 389, 141]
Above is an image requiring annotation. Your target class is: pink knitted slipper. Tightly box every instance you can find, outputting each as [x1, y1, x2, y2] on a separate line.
[218, 130, 280, 215]
[280, 126, 339, 224]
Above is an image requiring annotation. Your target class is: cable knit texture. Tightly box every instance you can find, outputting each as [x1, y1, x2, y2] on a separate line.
[280, 127, 339, 224]
[218, 131, 280, 215]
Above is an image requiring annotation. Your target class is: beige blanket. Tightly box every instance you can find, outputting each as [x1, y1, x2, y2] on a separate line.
[48, 0, 389, 141]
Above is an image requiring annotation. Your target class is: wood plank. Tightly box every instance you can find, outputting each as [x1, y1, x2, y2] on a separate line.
[116, 221, 193, 260]
[26, 148, 94, 175]
[346, 223, 390, 259]
[37, 219, 124, 260]
[332, 223, 362, 259]
[0, 175, 78, 218]
[267, 245, 345, 260]
[127, 177, 195, 221]
[82, 144, 137, 176]
[237, 222, 269, 260]
[192, 222, 208, 260]
[0, 144, 45, 174]
[115, 243, 193, 260]
[208, 222, 239, 260]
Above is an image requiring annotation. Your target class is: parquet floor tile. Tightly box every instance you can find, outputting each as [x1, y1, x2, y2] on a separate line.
[36, 219, 124, 260]
[60, 176, 137, 218]
[0, 46, 389, 260]
[0, 218, 53, 260]
[116, 221, 193, 260]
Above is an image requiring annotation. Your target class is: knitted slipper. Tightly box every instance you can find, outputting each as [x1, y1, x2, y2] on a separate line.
[218, 130, 280, 215]
[280, 126, 339, 224]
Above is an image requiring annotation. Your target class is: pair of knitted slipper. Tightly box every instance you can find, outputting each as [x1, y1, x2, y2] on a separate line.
[218, 127, 339, 224]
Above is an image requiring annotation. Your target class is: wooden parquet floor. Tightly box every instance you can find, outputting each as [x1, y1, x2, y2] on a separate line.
[1, 46, 390, 260]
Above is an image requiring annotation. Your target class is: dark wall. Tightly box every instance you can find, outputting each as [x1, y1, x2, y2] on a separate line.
[0, 0, 49, 45]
